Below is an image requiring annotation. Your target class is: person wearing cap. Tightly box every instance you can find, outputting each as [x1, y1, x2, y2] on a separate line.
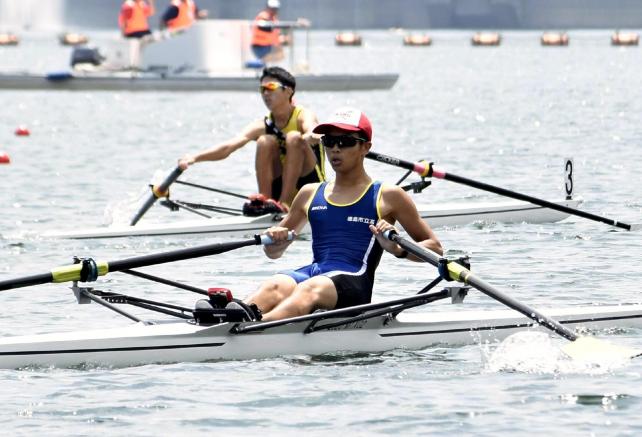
[236, 107, 442, 322]
[251, 0, 282, 61]
[178, 66, 324, 213]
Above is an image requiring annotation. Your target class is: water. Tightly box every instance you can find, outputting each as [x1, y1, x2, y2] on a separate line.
[1, 29, 642, 435]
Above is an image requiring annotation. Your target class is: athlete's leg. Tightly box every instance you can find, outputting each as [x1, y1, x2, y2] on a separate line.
[245, 274, 297, 314]
[260, 275, 338, 321]
[255, 134, 281, 198]
[278, 131, 318, 206]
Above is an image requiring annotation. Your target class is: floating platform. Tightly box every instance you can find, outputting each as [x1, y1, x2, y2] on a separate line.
[611, 32, 639, 46]
[0, 71, 399, 92]
[541, 32, 569, 46]
[471, 32, 501, 46]
[403, 34, 432, 46]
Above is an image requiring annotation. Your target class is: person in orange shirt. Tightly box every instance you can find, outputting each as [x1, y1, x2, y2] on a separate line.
[160, 0, 208, 32]
[251, 0, 282, 61]
[119, 0, 155, 39]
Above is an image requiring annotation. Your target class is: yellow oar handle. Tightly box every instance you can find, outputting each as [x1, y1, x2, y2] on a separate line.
[51, 262, 109, 283]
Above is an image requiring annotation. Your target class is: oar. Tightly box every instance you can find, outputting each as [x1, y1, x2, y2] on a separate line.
[0, 234, 288, 292]
[130, 166, 184, 226]
[383, 230, 641, 362]
[367, 151, 639, 231]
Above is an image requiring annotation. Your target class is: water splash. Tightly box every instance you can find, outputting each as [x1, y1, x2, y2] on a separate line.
[482, 331, 630, 374]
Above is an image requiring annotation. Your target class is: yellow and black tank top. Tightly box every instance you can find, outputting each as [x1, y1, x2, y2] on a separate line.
[264, 105, 325, 182]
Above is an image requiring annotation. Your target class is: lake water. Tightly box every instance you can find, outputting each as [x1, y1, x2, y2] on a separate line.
[1, 29, 642, 436]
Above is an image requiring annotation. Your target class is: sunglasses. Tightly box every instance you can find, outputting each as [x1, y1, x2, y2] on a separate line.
[321, 134, 367, 149]
[259, 81, 286, 93]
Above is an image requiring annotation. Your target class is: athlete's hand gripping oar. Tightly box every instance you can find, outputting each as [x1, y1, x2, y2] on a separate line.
[367, 151, 639, 231]
[0, 233, 294, 292]
[383, 230, 642, 362]
[130, 166, 183, 226]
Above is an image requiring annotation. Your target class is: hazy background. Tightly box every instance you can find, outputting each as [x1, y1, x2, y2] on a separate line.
[1, 0, 642, 32]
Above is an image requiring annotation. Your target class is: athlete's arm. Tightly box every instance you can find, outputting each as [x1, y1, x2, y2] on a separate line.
[371, 184, 442, 259]
[263, 183, 317, 259]
[178, 119, 265, 170]
[298, 108, 320, 146]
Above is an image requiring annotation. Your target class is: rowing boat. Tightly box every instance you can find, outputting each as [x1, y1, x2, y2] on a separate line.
[43, 197, 582, 239]
[1, 234, 640, 369]
[0, 71, 399, 92]
[0, 285, 640, 369]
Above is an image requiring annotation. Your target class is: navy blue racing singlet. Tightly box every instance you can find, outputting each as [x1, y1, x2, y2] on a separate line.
[304, 181, 384, 281]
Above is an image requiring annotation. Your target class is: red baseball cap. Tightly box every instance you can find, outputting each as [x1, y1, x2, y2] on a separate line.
[313, 107, 372, 141]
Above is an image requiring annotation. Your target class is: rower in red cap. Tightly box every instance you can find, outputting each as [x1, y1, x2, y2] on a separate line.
[230, 107, 443, 321]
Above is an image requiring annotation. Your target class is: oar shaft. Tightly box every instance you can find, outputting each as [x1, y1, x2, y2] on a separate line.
[0, 272, 54, 292]
[385, 231, 579, 341]
[367, 151, 633, 231]
[175, 180, 248, 200]
[442, 172, 632, 231]
[107, 237, 261, 272]
[0, 233, 292, 292]
[130, 166, 184, 226]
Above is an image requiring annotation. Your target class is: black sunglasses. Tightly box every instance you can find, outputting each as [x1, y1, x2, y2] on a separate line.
[321, 134, 367, 149]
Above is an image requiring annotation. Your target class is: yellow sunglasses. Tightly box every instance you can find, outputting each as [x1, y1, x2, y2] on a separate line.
[259, 81, 286, 93]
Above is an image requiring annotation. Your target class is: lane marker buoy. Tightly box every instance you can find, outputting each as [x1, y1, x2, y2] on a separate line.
[15, 125, 30, 136]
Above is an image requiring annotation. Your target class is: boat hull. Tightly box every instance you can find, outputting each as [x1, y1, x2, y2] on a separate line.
[0, 72, 398, 92]
[43, 198, 582, 239]
[0, 304, 640, 369]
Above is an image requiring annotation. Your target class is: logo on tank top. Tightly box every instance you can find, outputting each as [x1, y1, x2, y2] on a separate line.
[310, 205, 327, 211]
[347, 216, 376, 225]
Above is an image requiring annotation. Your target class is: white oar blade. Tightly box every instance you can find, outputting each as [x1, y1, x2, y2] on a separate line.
[562, 336, 642, 363]
[629, 223, 642, 231]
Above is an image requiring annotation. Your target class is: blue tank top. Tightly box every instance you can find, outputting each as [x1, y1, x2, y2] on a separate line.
[306, 181, 384, 279]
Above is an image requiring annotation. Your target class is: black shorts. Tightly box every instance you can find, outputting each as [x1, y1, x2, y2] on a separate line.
[329, 273, 374, 309]
[124, 30, 152, 39]
[271, 169, 322, 200]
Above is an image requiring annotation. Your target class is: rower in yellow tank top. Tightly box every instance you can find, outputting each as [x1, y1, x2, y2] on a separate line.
[266, 105, 326, 197]
[178, 67, 325, 213]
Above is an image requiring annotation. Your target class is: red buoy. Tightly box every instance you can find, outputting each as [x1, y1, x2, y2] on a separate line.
[15, 125, 30, 136]
[0, 152, 10, 164]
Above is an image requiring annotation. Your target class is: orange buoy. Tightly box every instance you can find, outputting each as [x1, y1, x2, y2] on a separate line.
[0, 32, 19, 46]
[541, 32, 569, 46]
[59, 32, 89, 46]
[335, 32, 362, 46]
[0, 152, 10, 164]
[611, 31, 639, 46]
[15, 126, 30, 136]
[403, 34, 432, 46]
[471, 32, 501, 46]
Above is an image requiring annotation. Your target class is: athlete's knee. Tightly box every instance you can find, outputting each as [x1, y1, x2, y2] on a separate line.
[257, 134, 279, 151]
[284, 131, 305, 151]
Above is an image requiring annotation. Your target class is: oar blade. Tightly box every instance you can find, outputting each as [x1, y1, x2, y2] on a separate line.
[562, 336, 642, 363]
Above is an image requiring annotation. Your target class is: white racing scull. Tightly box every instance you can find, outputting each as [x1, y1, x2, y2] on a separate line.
[42, 197, 581, 239]
[0, 295, 641, 369]
[0, 234, 641, 369]
[43, 156, 586, 239]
